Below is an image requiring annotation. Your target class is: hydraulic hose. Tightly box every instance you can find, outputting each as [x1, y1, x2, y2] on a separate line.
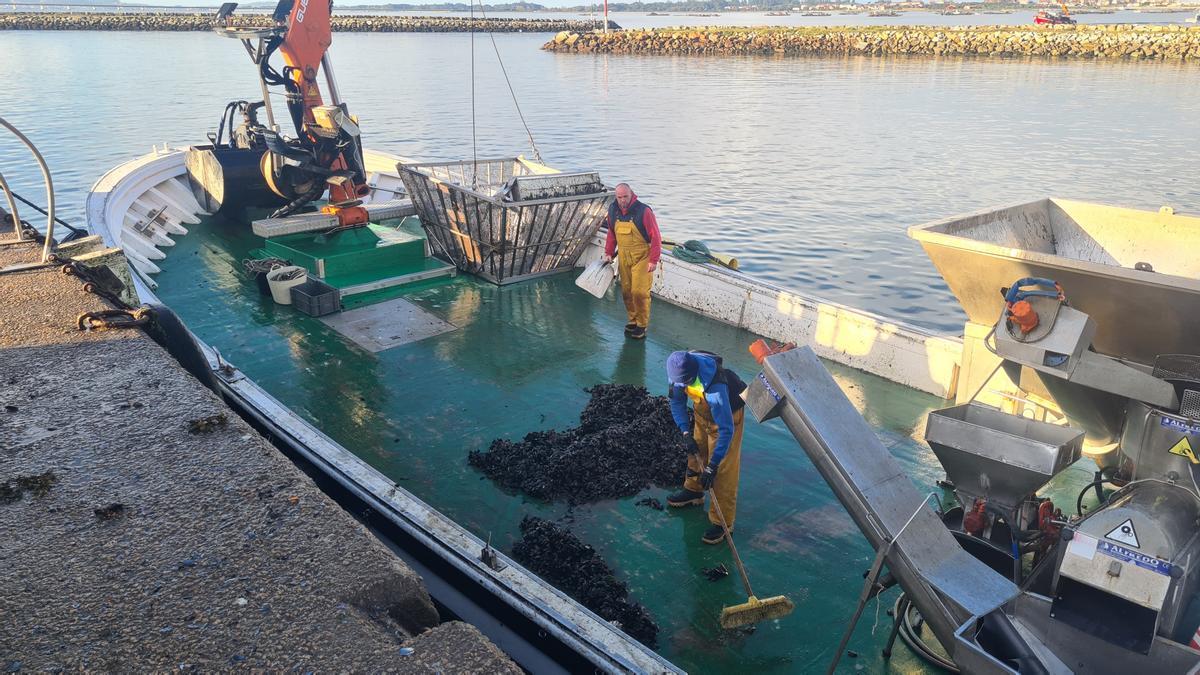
[1076, 476, 1121, 516]
[894, 593, 959, 673]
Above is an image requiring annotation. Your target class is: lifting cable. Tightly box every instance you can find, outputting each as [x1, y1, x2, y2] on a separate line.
[468, 0, 543, 183]
[470, 1, 478, 185]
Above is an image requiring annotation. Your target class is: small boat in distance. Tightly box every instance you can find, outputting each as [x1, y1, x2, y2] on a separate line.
[1034, 9, 1077, 24]
[868, 9, 902, 17]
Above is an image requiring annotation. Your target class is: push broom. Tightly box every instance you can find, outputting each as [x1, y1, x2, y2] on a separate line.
[708, 490, 796, 628]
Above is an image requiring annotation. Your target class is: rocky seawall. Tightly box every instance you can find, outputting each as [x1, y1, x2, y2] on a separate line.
[545, 25, 1200, 60]
[0, 12, 617, 33]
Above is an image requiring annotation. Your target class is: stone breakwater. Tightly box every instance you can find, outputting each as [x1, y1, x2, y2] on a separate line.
[0, 12, 616, 33]
[545, 25, 1200, 60]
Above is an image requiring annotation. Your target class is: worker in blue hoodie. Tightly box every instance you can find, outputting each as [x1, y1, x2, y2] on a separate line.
[665, 350, 748, 545]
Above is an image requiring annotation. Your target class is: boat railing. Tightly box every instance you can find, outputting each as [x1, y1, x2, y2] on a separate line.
[0, 116, 56, 263]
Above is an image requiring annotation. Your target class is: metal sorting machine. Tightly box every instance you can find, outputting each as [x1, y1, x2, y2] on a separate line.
[398, 157, 614, 285]
[747, 200, 1200, 673]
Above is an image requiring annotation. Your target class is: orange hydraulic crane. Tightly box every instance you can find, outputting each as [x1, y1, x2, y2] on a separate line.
[193, 1, 370, 225]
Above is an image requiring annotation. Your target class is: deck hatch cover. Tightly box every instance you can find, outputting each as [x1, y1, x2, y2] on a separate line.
[321, 297, 455, 352]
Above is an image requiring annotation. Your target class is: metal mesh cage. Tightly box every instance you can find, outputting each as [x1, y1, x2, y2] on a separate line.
[1182, 390, 1200, 419]
[398, 157, 613, 285]
[1152, 354, 1200, 384]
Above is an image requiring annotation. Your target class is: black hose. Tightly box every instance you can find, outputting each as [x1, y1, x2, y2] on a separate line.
[1076, 478, 1121, 516]
[268, 181, 325, 220]
[894, 593, 959, 673]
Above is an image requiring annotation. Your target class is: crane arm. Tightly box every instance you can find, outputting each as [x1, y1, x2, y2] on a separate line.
[212, 0, 369, 224]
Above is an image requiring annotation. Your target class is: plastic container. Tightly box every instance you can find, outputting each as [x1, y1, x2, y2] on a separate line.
[290, 278, 341, 317]
[574, 259, 615, 299]
[266, 265, 308, 305]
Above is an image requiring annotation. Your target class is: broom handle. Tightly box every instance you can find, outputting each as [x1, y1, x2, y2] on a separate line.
[708, 488, 755, 598]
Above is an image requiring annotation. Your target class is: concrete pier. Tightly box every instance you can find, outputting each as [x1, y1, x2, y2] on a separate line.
[546, 24, 1200, 60]
[0, 235, 519, 672]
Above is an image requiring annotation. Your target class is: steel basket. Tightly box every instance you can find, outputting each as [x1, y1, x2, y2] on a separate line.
[398, 156, 613, 285]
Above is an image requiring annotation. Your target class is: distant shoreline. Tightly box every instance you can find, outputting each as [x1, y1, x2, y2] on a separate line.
[0, 12, 617, 31]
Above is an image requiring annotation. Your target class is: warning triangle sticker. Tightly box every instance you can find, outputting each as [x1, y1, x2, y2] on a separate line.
[1168, 437, 1199, 464]
[1105, 518, 1140, 549]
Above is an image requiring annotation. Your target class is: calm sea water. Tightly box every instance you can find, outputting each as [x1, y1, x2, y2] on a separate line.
[2, 27, 1199, 331]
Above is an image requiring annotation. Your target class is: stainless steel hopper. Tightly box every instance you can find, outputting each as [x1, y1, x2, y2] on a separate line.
[926, 403, 1084, 514]
[909, 198, 1200, 367]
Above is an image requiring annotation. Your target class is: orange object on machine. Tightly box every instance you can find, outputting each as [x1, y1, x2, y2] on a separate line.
[321, 203, 369, 226]
[1035, 499, 1064, 558]
[963, 499, 988, 537]
[749, 339, 797, 365]
[1007, 300, 1040, 334]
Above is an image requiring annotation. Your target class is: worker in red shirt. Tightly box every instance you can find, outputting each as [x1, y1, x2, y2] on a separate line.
[602, 183, 662, 340]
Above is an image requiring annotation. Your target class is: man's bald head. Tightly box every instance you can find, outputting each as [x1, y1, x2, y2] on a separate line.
[615, 183, 633, 210]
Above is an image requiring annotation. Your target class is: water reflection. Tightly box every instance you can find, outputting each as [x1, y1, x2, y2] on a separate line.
[612, 335, 648, 385]
[433, 277, 606, 384]
[3, 31, 1198, 334]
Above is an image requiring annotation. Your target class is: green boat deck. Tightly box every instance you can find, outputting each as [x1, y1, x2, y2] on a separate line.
[153, 214, 1109, 674]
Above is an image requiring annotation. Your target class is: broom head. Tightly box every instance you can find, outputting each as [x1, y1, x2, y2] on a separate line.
[720, 594, 796, 629]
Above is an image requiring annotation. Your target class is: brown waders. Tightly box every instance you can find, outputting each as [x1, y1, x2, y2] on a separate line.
[613, 216, 653, 330]
[682, 398, 744, 530]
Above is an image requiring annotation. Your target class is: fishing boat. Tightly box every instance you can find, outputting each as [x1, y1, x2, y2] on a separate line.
[86, 121, 1200, 675]
[70, 1, 1200, 673]
[1034, 9, 1077, 24]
